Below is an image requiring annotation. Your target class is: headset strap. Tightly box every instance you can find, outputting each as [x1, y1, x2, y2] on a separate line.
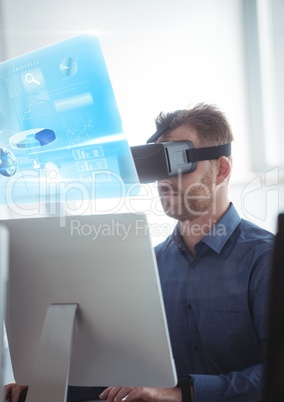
[186, 143, 231, 162]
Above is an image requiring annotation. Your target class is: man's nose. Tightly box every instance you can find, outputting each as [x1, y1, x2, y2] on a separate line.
[157, 177, 176, 190]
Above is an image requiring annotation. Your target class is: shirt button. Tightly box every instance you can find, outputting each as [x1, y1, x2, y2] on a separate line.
[187, 303, 192, 310]
[193, 345, 199, 351]
[189, 263, 195, 269]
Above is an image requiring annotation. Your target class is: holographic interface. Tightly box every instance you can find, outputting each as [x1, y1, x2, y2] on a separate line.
[0, 34, 139, 205]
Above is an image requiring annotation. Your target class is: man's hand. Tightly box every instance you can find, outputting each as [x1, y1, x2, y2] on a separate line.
[99, 386, 182, 402]
[4, 383, 28, 402]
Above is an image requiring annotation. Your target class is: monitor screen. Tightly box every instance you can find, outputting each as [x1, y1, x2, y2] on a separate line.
[3, 213, 177, 393]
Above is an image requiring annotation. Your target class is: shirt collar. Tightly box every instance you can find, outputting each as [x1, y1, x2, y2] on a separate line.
[169, 203, 241, 254]
[200, 203, 241, 253]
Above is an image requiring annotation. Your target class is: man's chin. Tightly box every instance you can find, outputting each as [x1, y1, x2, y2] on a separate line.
[162, 207, 207, 223]
[162, 207, 188, 222]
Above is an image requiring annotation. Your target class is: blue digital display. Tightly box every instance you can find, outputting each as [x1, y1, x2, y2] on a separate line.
[0, 34, 139, 206]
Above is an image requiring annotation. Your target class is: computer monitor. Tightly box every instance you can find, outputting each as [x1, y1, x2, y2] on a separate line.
[263, 213, 284, 400]
[0, 5, 8, 398]
[0, 225, 9, 402]
[2, 213, 177, 402]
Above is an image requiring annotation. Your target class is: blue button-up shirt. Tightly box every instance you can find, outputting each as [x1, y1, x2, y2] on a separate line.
[155, 203, 275, 402]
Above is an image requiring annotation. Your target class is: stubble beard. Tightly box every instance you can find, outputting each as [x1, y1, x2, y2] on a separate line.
[159, 168, 215, 222]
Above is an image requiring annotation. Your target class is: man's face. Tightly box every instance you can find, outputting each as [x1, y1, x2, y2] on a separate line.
[157, 126, 217, 222]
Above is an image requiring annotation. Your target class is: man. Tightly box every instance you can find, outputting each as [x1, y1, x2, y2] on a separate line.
[99, 104, 275, 402]
[5, 104, 274, 401]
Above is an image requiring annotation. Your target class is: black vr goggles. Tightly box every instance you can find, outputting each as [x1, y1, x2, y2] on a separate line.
[130, 127, 231, 183]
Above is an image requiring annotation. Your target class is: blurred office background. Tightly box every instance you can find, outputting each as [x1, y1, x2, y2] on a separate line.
[1, 0, 283, 383]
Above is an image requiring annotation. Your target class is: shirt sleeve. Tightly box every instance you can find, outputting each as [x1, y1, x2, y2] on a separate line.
[191, 363, 264, 402]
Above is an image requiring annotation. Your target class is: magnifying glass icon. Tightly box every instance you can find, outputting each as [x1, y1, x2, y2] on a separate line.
[25, 73, 41, 85]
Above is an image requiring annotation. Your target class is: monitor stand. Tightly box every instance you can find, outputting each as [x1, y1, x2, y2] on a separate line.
[26, 304, 78, 402]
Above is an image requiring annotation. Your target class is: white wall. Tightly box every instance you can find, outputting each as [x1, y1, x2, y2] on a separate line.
[1, 0, 283, 235]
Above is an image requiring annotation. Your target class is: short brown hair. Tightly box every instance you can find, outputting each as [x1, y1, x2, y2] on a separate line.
[155, 103, 234, 146]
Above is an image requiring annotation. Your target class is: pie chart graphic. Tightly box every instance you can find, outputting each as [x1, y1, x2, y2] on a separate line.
[60, 57, 78, 77]
[9, 128, 56, 149]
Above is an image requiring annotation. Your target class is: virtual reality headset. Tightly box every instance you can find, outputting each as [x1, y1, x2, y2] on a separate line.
[130, 127, 231, 183]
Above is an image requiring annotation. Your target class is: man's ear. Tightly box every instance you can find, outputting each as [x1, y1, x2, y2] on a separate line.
[216, 156, 232, 185]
